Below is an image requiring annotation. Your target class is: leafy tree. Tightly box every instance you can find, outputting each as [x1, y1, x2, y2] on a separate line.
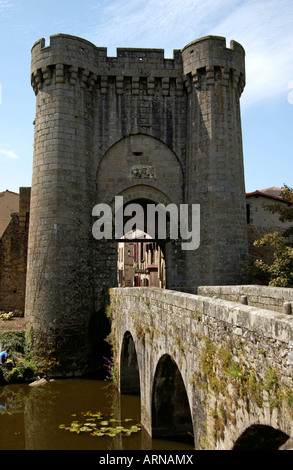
[249, 185, 293, 287]
[263, 185, 293, 238]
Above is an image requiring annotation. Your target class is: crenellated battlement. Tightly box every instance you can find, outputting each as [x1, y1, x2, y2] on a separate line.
[181, 35, 245, 71]
[31, 34, 182, 66]
[31, 64, 185, 96]
[31, 34, 245, 98]
[31, 34, 184, 96]
[182, 35, 245, 96]
[183, 65, 245, 96]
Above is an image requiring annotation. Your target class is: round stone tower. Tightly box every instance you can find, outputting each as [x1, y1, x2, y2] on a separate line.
[26, 36, 103, 376]
[181, 36, 248, 289]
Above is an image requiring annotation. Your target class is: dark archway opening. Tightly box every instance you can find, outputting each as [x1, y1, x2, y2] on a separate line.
[232, 424, 290, 450]
[152, 354, 193, 445]
[120, 331, 140, 395]
[117, 198, 167, 289]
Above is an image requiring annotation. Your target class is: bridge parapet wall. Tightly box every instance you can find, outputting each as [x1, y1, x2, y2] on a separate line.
[109, 287, 293, 449]
[198, 285, 293, 314]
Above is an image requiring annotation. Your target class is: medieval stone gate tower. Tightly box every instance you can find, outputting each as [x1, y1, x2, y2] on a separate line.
[26, 34, 248, 375]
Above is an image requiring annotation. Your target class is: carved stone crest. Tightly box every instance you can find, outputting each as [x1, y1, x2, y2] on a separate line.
[130, 165, 155, 179]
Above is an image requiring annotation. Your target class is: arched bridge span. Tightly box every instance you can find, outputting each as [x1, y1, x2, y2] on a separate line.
[108, 287, 293, 450]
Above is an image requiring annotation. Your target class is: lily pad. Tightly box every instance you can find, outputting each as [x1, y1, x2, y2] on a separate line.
[59, 410, 141, 439]
[80, 426, 92, 432]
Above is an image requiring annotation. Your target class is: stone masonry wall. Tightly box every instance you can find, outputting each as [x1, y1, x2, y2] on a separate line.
[109, 287, 293, 449]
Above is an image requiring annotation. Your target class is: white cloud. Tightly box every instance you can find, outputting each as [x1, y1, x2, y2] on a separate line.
[86, 0, 293, 107]
[0, 149, 20, 161]
[0, 0, 12, 12]
[209, 0, 293, 107]
[87, 0, 238, 55]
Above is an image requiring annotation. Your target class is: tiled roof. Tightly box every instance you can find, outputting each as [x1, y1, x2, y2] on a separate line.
[246, 188, 285, 202]
[0, 189, 19, 196]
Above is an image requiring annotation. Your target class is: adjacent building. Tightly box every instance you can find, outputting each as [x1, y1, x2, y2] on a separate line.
[0, 190, 19, 237]
[0, 188, 30, 313]
[246, 187, 292, 263]
[117, 230, 166, 288]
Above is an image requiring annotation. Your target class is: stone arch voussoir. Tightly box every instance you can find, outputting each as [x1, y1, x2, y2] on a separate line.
[96, 132, 185, 176]
[96, 133, 184, 206]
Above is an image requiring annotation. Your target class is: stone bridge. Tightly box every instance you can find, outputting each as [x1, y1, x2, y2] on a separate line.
[108, 286, 293, 450]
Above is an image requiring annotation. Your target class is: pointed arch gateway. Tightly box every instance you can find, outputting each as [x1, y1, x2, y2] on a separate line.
[95, 133, 185, 292]
[152, 354, 194, 444]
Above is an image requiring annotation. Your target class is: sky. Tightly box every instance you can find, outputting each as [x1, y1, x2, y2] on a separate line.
[0, 0, 292, 194]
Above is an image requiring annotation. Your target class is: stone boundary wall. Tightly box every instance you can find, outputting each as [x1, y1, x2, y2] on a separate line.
[197, 285, 293, 314]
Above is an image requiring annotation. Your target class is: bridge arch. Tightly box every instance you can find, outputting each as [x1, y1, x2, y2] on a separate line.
[120, 331, 140, 395]
[151, 354, 194, 444]
[232, 424, 290, 450]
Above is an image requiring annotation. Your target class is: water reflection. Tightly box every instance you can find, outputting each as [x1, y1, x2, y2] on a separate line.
[0, 379, 194, 450]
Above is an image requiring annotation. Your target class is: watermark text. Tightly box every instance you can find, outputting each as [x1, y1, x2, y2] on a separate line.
[92, 196, 200, 251]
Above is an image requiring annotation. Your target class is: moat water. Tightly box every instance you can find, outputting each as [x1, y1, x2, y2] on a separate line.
[0, 378, 194, 450]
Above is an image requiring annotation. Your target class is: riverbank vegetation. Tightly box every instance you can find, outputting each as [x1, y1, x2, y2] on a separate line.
[0, 330, 37, 385]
